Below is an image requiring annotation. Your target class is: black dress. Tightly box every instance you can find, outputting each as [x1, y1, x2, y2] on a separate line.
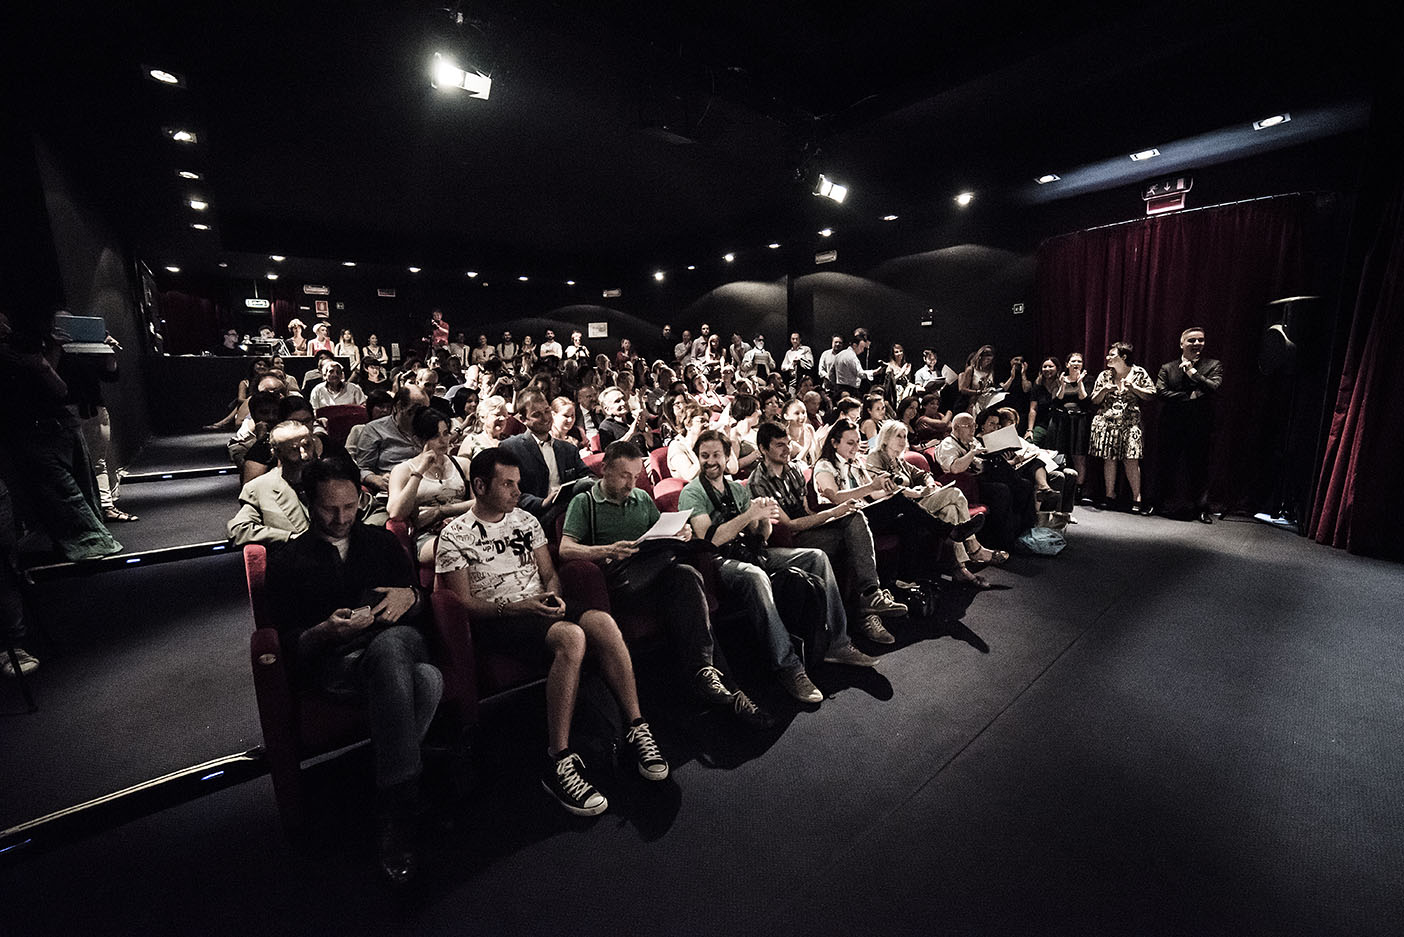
[1047, 375, 1091, 457]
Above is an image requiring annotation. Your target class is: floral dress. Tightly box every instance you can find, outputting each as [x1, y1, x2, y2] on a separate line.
[1089, 365, 1156, 460]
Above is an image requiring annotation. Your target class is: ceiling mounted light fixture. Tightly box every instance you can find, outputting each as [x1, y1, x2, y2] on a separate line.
[188, 198, 208, 211]
[165, 127, 198, 143]
[813, 174, 849, 203]
[178, 170, 200, 180]
[431, 52, 492, 100]
[1129, 148, 1161, 161]
[565, 280, 576, 286]
[191, 223, 209, 230]
[266, 272, 279, 280]
[146, 67, 183, 86]
[653, 271, 665, 282]
[882, 214, 899, 221]
[954, 192, 975, 207]
[342, 261, 356, 267]
[269, 255, 285, 262]
[768, 242, 781, 249]
[466, 270, 479, 278]
[723, 253, 735, 263]
[1036, 174, 1061, 184]
[818, 228, 833, 237]
[408, 266, 421, 273]
[686, 265, 696, 271]
[164, 265, 180, 273]
[1253, 113, 1291, 130]
[517, 275, 528, 282]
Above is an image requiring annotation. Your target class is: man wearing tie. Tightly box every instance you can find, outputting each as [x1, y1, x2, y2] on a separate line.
[1154, 327, 1223, 523]
[499, 390, 594, 529]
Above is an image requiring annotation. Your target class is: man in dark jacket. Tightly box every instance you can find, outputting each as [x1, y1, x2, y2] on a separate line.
[499, 390, 593, 529]
[1154, 327, 1223, 523]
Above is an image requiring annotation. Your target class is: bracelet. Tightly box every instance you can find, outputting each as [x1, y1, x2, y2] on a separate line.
[494, 597, 509, 616]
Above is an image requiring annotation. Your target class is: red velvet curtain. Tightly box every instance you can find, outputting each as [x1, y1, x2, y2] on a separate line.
[1034, 196, 1316, 511]
[1309, 186, 1404, 559]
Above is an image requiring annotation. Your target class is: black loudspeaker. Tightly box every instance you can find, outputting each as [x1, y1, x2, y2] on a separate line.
[1259, 294, 1318, 375]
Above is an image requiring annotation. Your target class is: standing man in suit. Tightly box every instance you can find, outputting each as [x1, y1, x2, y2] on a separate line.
[228, 421, 314, 545]
[499, 390, 595, 529]
[1154, 327, 1223, 523]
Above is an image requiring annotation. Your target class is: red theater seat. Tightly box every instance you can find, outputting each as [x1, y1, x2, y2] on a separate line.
[316, 404, 368, 450]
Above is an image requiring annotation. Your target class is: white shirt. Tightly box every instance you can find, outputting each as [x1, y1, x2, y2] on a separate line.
[534, 432, 560, 489]
[674, 341, 693, 364]
[818, 348, 840, 380]
[831, 347, 874, 390]
[914, 363, 958, 389]
[539, 340, 563, 359]
[435, 508, 547, 601]
[309, 381, 366, 410]
[782, 345, 813, 371]
[565, 342, 590, 360]
[742, 346, 774, 375]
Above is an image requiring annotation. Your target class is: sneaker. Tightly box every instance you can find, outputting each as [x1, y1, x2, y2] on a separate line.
[624, 721, 669, 781]
[778, 666, 823, 704]
[857, 613, 896, 645]
[730, 690, 777, 730]
[823, 642, 880, 667]
[860, 588, 908, 618]
[543, 750, 608, 817]
[693, 665, 734, 706]
[1, 649, 39, 678]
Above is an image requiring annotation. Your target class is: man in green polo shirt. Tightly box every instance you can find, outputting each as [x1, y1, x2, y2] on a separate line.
[559, 440, 772, 729]
[678, 430, 877, 707]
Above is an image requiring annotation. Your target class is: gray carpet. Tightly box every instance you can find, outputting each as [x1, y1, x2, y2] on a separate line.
[4, 510, 1403, 936]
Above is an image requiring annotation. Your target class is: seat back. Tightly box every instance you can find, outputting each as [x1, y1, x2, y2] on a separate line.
[385, 518, 434, 588]
[904, 450, 935, 475]
[652, 477, 687, 513]
[502, 415, 526, 438]
[583, 452, 605, 476]
[244, 543, 272, 630]
[316, 405, 368, 450]
[647, 446, 671, 481]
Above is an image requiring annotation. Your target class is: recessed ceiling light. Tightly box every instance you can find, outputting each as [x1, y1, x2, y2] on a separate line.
[430, 51, 492, 100]
[882, 214, 899, 221]
[178, 170, 200, 180]
[1036, 174, 1061, 184]
[166, 128, 198, 143]
[269, 255, 285, 262]
[188, 198, 208, 211]
[266, 272, 279, 280]
[686, 265, 696, 271]
[566, 280, 576, 286]
[1129, 148, 1161, 161]
[653, 271, 665, 282]
[1253, 113, 1291, 130]
[218, 262, 228, 268]
[954, 192, 975, 207]
[723, 253, 735, 263]
[164, 265, 180, 273]
[768, 242, 781, 249]
[147, 68, 181, 85]
[191, 222, 209, 231]
[466, 271, 479, 278]
[518, 275, 529, 282]
[813, 174, 849, 203]
[818, 228, 833, 237]
[342, 261, 356, 267]
[408, 266, 421, 273]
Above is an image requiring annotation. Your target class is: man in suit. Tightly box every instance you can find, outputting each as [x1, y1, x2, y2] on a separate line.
[499, 390, 594, 529]
[228, 420, 313, 544]
[1154, 327, 1223, 523]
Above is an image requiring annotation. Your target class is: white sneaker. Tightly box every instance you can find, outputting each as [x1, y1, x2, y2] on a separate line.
[778, 667, 823, 704]
[2, 648, 39, 678]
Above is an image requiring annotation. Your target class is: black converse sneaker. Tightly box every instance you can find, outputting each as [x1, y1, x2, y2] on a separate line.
[543, 750, 608, 816]
[624, 720, 669, 781]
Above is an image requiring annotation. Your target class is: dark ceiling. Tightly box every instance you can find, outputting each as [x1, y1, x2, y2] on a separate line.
[27, 0, 1382, 284]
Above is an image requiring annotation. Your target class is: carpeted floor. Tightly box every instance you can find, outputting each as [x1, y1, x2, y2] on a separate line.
[3, 509, 1402, 936]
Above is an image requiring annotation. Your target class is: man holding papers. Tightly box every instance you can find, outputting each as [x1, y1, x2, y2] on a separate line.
[559, 441, 775, 729]
[437, 447, 669, 817]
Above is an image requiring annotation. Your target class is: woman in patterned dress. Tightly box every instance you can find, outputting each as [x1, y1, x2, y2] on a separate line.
[1089, 341, 1156, 512]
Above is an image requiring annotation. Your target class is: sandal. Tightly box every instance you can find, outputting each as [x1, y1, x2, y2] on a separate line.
[971, 548, 1009, 566]
[954, 567, 993, 589]
[103, 508, 140, 523]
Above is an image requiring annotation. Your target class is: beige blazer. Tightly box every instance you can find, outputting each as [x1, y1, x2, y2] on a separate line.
[228, 466, 309, 545]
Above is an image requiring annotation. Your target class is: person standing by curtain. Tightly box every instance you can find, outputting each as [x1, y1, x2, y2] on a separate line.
[1089, 341, 1157, 513]
[1153, 327, 1222, 522]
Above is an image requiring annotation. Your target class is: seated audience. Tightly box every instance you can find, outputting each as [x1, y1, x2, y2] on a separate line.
[352, 386, 431, 519]
[597, 386, 655, 450]
[782, 397, 817, 465]
[558, 441, 772, 728]
[933, 413, 1025, 550]
[680, 430, 877, 705]
[264, 456, 441, 884]
[387, 407, 474, 565]
[666, 399, 708, 481]
[457, 394, 509, 459]
[749, 422, 908, 642]
[309, 360, 366, 410]
[437, 448, 668, 816]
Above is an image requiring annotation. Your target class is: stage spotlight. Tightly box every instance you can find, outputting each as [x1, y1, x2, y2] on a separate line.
[814, 174, 848, 203]
[431, 52, 491, 99]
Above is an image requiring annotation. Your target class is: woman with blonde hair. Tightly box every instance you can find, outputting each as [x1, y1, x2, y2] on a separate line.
[867, 420, 1003, 584]
[457, 395, 510, 459]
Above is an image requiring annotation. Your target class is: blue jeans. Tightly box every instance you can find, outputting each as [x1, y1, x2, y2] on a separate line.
[317, 625, 443, 790]
[716, 546, 851, 671]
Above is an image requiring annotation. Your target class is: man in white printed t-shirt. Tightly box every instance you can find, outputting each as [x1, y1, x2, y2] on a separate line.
[435, 447, 669, 817]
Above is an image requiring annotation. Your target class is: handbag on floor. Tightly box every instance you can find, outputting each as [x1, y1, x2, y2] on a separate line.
[1015, 527, 1067, 556]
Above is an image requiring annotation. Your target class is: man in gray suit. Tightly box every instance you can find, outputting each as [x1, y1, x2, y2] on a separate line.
[229, 421, 314, 544]
[499, 390, 594, 530]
